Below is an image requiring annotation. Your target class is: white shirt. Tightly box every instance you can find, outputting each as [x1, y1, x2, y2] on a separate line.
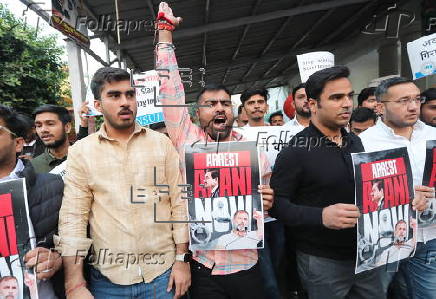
[283, 116, 306, 132]
[359, 120, 436, 243]
[217, 231, 260, 250]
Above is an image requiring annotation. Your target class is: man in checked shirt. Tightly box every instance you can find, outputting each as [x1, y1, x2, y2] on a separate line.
[155, 3, 274, 299]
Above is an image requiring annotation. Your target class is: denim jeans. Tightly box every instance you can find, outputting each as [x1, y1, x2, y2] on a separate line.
[404, 239, 436, 299]
[258, 221, 285, 298]
[89, 266, 174, 299]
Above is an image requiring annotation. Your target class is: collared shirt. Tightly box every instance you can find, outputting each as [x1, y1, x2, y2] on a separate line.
[283, 116, 306, 131]
[270, 122, 364, 260]
[56, 123, 188, 285]
[31, 148, 67, 173]
[157, 43, 270, 275]
[0, 159, 24, 181]
[359, 120, 436, 243]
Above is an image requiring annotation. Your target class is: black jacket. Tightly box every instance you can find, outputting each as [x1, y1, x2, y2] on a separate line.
[270, 123, 364, 260]
[17, 160, 65, 298]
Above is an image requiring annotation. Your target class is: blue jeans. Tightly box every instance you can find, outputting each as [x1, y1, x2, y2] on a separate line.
[89, 266, 174, 299]
[405, 239, 436, 299]
[259, 221, 285, 299]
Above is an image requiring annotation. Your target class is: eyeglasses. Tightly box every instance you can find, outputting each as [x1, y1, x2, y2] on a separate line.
[0, 125, 17, 138]
[381, 96, 426, 106]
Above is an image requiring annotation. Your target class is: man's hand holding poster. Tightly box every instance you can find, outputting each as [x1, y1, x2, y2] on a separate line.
[185, 141, 264, 251]
[352, 148, 416, 274]
[0, 179, 38, 299]
[421, 140, 436, 235]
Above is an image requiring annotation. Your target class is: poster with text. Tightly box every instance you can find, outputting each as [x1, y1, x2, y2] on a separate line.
[0, 179, 38, 299]
[352, 148, 416, 274]
[234, 126, 301, 168]
[407, 32, 436, 79]
[421, 140, 436, 238]
[185, 141, 263, 251]
[296, 51, 334, 83]
[133, 70, 164, 126]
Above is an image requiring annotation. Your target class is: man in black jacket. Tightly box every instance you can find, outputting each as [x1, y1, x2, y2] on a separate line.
[0, 105, 64, 298]
[270, 66, 385, 299]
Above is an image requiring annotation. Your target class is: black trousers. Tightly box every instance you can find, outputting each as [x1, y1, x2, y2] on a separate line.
[190, 260, 265, 299]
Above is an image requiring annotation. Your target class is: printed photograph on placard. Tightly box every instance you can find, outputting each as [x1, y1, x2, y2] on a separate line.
[421, 140, 436, 233]
[185, 141, 263, 251]
[0, 179, 38, 299]
[352, 148, 416, 274]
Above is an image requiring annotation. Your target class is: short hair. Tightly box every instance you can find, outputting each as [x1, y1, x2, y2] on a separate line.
[268, 111, 283, 123]
[357, 87, 376, 106]
[350, 107, 377, 124]
[421, 88, 436, 104]
[237, 105, 244, 115]
[33, 104, 72, 125]
[395, 220, 407, 230]
[205, 169, 219, 180]
[375, 77, 412, 102]
[240, 88, 269, 106]
[0, 105, 28, 138]
[91, 67, 131, 100]
[292, 83, 306, 99]
[0, 276, 18, 283]
[305, 66, 350, 101]
[233, 210, 249, 219]
[372, 179, 383, 190]
[197, 83, 231, 103]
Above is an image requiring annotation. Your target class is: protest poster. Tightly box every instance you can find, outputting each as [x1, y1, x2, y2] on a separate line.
[407, 32, 436, 79]
[133, 70, 164, 126]
[185, 141, 264, 251]
[352, 148, 416, 274]
[296, 51, 334, 83]
[234, 126, 301, 167]
[421, 140, 436, 235]
[51, 0, 90, 48]
[0, 179, 38, 299]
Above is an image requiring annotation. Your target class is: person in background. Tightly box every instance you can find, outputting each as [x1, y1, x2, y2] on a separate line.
[241, 88, 269, 127]
[236, 104, 249, 127]
[284, 83, 310, 130]
[31, 105, 71, 173]
[420, 88, 436, 127]
[357, 87, 377, 111]
[349, 107, 377, 135]
[269, 111, 285, 126]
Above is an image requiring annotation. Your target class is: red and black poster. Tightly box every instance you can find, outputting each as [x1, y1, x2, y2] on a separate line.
[0, 179, 38, 299]
[421, 140, 436, 234]
[185, 141, 264, 251]
[352, 148, 416, 274]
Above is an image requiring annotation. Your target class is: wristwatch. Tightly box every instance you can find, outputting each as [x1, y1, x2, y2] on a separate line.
[175, 252, 192, 263]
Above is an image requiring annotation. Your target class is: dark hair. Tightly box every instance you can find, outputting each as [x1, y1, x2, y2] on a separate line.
[375, 77, 412, 102]
[372, 179, 383, 190]
[91, 67, 131, 100]
[350, 107, 377, 124]
[268, 111, 283, 123]
[33, 104, 72, 125]
[237, 105, 244, 115]
[395, 220, 407, 229]
[292, 83, 306, 99]
[205, 168, 219, 180]
[0, 105, 29, 138]
[421, 88, 436, 104]
[240, 88, 269, 105]
[305, 66, 350, 101]
[357, 87, 376, 106]
[197, 83, 231, 103]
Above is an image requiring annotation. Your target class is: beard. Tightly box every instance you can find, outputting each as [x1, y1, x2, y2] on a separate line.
[202, 114, 233, 141]
[104, 108, 136, 130]
[44, 133, 67, 149]
[296, 106, 311, 118]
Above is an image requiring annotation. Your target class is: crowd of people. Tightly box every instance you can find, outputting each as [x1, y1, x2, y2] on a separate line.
[1, 2, 436, 299]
